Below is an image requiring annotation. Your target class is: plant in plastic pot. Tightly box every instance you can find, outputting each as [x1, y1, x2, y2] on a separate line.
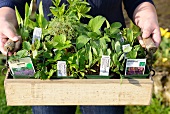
[8, 0, 146, 80]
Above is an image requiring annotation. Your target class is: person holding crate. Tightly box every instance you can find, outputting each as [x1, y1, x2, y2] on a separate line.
[0, 0, 161, 114]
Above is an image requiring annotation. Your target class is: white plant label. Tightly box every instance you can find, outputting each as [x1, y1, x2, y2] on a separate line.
[57, 61, 67, 76]
[125, 59, 146, 75]
[122, 44, 130, 51]
[122, 44, 130, 58]
[8, 57, 35, 76]
[99, 55, 110, 76]
[32, 27, 42, 44]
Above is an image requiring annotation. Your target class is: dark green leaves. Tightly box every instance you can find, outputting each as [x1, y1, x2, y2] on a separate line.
[34, 70, 48, 79]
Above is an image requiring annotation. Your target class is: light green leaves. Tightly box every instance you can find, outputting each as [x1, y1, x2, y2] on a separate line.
[123, 46, 132, 53]
[53, 34, 72, 50]
[37, 1, 48, 28]
[52, 0, 61, 7]
[15, 6, 23, 27]
[32, 50, 38, 59]
[76, 35, 91, 49]
[54, 34, 66, 44]
[99, 38, 107, 50]
[112, 53, 119, 65]
[88, 46, 92, 66]
[115, 41, 121, 53]
[127, 29, 134, 43]
[23, 41, 31, 51]
[16, 50, 28, 58]
[88, 16, 106, 33]
[111, 22, 122, 28]
[25, 1, 33, 19]
[38, 1, 44, 16]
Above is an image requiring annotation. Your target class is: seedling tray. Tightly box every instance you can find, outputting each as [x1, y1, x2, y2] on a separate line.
[4, 70, 153, 106]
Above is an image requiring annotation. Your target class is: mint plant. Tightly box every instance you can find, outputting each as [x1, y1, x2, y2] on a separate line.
[9, 0, 146, 79]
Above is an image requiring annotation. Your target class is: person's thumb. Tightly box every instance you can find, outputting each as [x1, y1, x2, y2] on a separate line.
[142, 28, 152, 39]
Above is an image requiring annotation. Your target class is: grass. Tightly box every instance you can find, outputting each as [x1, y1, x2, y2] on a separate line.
[125, 96, 170, 114]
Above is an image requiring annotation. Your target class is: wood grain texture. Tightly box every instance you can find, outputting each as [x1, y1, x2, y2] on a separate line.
[4, 75, 153, 106]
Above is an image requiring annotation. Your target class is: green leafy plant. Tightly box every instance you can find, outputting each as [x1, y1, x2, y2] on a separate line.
[9, 0, 146, 79]
[125, 95, 170, 114]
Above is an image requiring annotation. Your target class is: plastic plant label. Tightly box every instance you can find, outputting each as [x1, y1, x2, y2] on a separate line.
[122, 44, 130, 51]
[122, 44, 130, 58]
[57, 61, 67, 76]
[99, 55, 110, 76]
[32, 27, 42, 44]
[8, 57, 35, 76]
[125, 59, 146, 75]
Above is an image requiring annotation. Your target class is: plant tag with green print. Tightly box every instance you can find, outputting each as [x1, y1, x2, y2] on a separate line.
[125, 59, 146, 76]
[8, 57, 35, 76]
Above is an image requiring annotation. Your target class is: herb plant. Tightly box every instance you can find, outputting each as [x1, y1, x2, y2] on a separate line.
[9, 0, 146, 79]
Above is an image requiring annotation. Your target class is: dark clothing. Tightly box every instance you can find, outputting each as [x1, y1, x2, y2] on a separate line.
[32, 105, 125, 114]
[0, 0, 154, 28]
[0, 0, 31, 20]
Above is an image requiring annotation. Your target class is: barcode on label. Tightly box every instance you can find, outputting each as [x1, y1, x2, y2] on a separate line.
[32, 27, 42, 44]
[99, 55, 110, 76]
[57, 61, 67, 76]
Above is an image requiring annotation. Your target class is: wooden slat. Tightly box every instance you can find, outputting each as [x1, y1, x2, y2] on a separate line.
[4, 75, 153, 106]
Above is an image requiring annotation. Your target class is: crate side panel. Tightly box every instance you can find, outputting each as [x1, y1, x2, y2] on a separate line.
[4, 79, 153, 106]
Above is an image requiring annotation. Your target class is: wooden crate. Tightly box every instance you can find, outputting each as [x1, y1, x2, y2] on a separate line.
[4, 73, 153, 106]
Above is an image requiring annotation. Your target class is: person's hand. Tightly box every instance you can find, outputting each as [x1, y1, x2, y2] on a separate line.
[133, 2, 161, 48]
[0, 7, 21, 56]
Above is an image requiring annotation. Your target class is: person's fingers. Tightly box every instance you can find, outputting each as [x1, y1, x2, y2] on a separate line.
[0, 38, 7, 55]
[0, 33, 9, 38]
[142, 27, 152, 39]
[0, 36, 21, 56]
[141, 25, 161, 48]
[2, 24, 19, 41]
[151, 28, 161, 47]
[0, 23, 22, 56]
[1, 38, 7, 43]
[138, 36, 145, 48]
[13, 36, 22, 52]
